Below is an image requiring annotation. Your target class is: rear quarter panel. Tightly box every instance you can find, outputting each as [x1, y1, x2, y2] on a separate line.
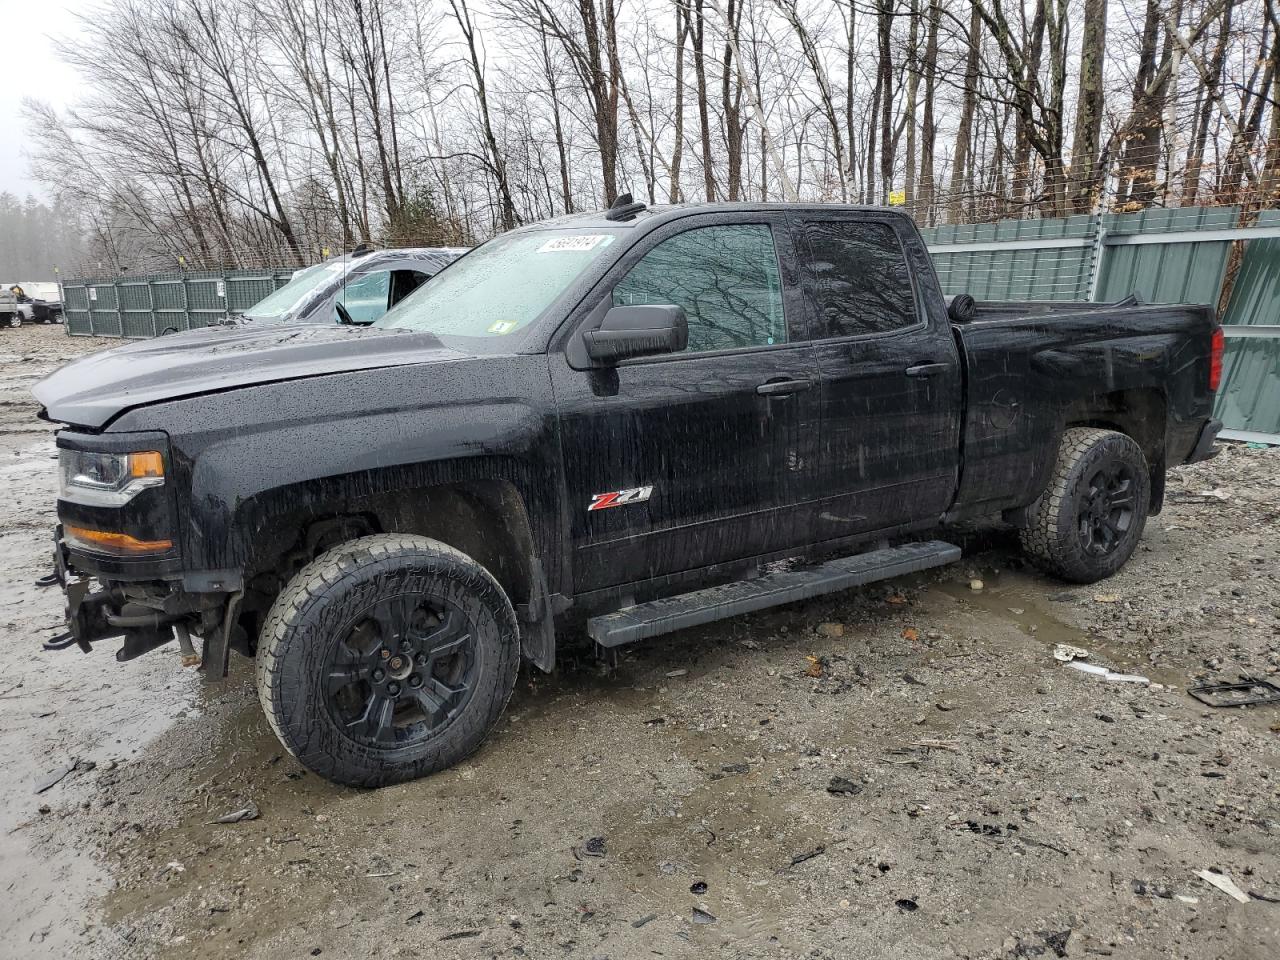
[952, 304, 1216, 515]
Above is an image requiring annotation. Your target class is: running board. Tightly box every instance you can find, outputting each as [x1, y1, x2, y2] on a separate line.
[587, 540, 961, 648]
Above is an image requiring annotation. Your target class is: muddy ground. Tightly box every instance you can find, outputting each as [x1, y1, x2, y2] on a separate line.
[2, 323, 1278, 960]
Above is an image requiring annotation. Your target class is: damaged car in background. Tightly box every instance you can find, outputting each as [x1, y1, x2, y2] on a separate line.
[32, 198, 1222, 787]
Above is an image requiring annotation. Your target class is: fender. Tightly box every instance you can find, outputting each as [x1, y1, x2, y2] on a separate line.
[110, 354, 570, 600]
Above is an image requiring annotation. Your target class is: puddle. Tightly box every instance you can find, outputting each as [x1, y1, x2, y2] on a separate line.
[0, 436, 200, 954]
[923, 569, 1186, 687]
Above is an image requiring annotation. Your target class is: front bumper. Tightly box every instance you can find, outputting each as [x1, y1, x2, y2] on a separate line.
[41, 525, 216, 665]
[1185, 418, 1223, 464]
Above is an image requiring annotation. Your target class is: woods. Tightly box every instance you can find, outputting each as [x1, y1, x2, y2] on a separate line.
[22, 0, 1280, 272]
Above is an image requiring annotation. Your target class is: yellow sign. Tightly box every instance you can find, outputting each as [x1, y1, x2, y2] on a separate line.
[888, 189, 906, 206]
[322, 247, 331, 258]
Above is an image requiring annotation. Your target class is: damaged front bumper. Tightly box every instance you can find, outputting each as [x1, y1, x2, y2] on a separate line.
[39, 525, 235, 670]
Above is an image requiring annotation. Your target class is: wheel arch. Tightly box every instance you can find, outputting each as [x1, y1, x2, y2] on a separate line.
[1061, 386, 1168, 513]
[234, 477, 550, 667]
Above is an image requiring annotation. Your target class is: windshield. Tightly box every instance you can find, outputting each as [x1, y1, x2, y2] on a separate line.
[374, 230, 620, 339]
[245, 261, 346, 321]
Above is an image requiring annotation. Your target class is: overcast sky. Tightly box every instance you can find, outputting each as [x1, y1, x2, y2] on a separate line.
[0, 0, 84, 201]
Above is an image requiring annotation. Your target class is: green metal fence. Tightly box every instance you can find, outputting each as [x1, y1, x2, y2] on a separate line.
[922, 205, 1280, 443]
[61, 268, 296, 337]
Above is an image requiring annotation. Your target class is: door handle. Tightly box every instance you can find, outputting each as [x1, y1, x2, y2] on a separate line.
[756, 378, 812, 397]
[905, 362, 950, 378]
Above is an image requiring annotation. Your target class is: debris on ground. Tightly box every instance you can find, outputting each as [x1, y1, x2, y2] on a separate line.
[572, 836, 606, 860]
[33, 759, 80, 794]
[826, 777, 863, 796]
[1188, 678, 1280, 708]
[1066, 661, 1150, 684]
[1196, 869, 1250, 903]
[210, 801, 260, 824]
[1053, 643, 1089, 663]
[691, 908, 717, 924]
[816, 622, 845, 638]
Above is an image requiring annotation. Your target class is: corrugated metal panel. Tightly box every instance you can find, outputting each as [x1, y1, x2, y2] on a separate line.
[1213, 209, 1280, 439]
[923, 215, 1094, 300]
[1216, 337, 1280, 436]
[1095, 207, 1239, 305]
[61, 268, 294, 337]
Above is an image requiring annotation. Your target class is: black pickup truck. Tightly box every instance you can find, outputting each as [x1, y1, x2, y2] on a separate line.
[33, 199, 1223, 786]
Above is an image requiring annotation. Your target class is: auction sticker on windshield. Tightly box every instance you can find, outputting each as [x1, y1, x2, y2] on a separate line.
[538, 235, 613, 253]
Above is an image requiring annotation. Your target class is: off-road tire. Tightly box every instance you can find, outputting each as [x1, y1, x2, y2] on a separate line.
[1019, 427, 1150, 584]
[255, 534, 520, 787]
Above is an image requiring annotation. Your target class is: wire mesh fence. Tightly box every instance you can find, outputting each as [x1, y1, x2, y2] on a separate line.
[57, 190, 1280, 441]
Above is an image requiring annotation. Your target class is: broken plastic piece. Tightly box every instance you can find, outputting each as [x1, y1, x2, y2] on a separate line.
[1196, 869, 1250, 903]
[1065, 661, 1149, 684]
[1188, 678, 1280, 708]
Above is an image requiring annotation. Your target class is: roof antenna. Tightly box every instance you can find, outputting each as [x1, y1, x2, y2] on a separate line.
[605, 192, 646, 222]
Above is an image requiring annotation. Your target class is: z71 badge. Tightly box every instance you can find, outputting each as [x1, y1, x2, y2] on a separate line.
[588, 485, 653, 511]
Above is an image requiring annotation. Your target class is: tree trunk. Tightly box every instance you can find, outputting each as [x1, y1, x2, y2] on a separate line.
[670, 2, 689, 202]
[720, 0, 745, 200]
[1069, 0, 1108, 211]
[691, 0, 716, 200]
[949, 2, 981, 221]
[877, 0, 894, 204]
[917, 0, 940, 220]
[1121, 0, 1166, 207]
[902, 0, 920, 208]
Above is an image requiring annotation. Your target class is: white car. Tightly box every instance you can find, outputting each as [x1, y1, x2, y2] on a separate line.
[0, 288, 18, 328]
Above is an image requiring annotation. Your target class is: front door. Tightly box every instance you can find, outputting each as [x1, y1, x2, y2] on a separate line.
[551, 215, 819, 595]
[796, 215, 963, 541]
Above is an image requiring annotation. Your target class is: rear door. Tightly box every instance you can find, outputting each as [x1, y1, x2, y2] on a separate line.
[550, 213, 820, 594]
[796, 214, 962, 541]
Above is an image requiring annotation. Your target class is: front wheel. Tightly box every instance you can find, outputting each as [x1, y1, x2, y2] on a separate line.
[1019, 427, 1150, 584]
[255, 534, 520, 787]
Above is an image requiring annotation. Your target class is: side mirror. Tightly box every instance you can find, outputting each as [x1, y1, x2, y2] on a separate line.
[582, 305, 688, 365]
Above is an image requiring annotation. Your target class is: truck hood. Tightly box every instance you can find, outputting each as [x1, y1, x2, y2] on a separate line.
[33, 323, 463, 428]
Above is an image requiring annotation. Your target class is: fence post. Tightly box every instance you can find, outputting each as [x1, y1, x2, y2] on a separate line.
[147, 278, 157, 337]
[1085, 171, 1116, 302]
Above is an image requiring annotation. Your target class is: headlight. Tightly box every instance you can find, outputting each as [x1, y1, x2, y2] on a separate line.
[59, 448, 165, 506]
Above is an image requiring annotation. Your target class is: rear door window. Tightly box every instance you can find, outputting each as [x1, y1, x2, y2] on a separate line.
[803, 221, 918, 339]
[612, 224, 786, 353]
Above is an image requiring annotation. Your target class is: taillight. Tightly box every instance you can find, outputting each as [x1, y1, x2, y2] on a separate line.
[1209, 328, 1224, 392]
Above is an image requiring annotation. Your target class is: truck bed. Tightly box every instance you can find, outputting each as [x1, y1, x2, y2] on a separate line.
[947, 298, 1218, 521]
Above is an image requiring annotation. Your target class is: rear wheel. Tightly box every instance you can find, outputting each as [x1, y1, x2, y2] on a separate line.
[1019, 427, 1150, 584]
[255, 534, 520, 787]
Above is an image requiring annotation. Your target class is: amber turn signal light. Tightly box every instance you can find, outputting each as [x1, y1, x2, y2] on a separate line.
[128, 451, 165, 478]
[64, 523, 173, 556]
